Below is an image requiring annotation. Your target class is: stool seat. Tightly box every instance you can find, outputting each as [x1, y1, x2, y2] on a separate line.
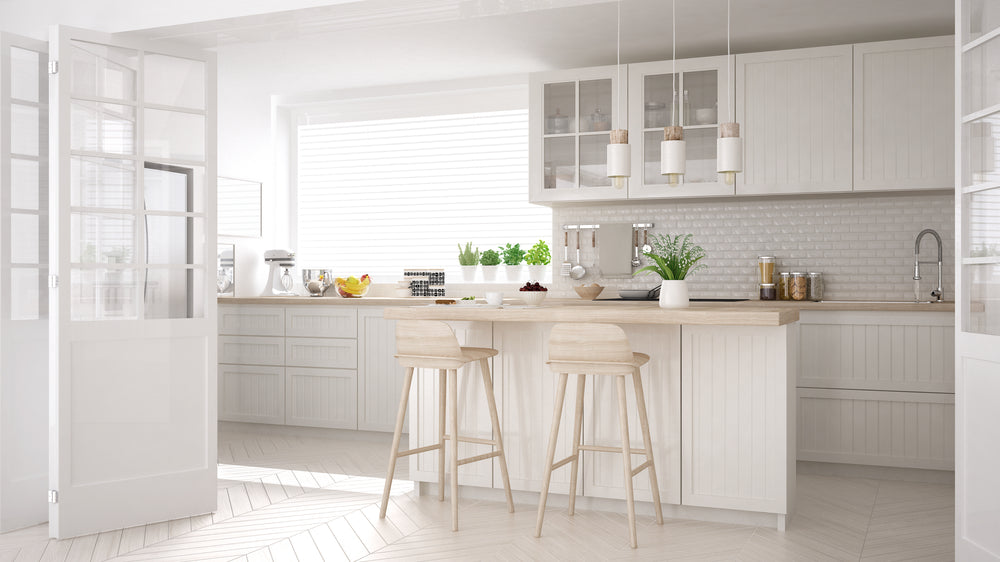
[547, 352, 650, 375]
[396, 346, 499, 369]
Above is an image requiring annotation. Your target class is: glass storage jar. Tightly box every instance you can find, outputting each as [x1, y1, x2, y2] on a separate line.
[778, 272, 791, 300]
[790, 272, 808, 301]
[807, 272, 824, 301]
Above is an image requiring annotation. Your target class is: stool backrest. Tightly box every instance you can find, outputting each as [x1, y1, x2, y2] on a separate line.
[548, 323, 633, 364]
[396, 320, 463, 359]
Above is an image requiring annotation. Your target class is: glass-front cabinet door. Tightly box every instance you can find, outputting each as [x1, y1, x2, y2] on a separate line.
[529, 65, 627, 203]
[627, 56, 735, 198]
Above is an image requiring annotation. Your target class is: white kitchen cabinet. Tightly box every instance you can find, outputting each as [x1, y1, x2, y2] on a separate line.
[285, 307, 357, 338]
[357, 308, 409, 432]
[529, 65, 629, 203]
[285, 367, 358, 430]
[735, 45, 853, 195]
[218, 364, 285, 424]
[285, 337, 357, 369]
[219, 335, 285, 366]
[627, 56, 735, 199]
[219, 305, 285, 337]
[218, 304, 288, 422]
[853, 36, 954, 191]
[408, 321, 494, 488]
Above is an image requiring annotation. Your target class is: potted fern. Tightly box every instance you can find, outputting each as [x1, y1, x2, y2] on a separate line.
[501, 243, 526, 282]
[480, 248, 501, 282]
[633, 233, 706, 308]
[525, 240, 551, 281]
[457, 242, 480, 282]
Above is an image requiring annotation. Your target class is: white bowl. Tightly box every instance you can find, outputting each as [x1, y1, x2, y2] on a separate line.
[518, 291, 548, 306]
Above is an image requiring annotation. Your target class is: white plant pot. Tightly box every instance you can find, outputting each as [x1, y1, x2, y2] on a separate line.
[526, 264, 548, 282]
[460, 265, 477, 283]
[481, 265, 499, 282]
[659, 279, 690, 308]
[504, 264, 524, 283]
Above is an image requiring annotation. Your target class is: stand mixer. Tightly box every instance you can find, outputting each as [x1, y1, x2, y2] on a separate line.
[262, 249, 297, 296]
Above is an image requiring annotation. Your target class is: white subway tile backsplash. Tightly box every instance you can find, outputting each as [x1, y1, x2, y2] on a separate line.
[551, 192, 954, 302]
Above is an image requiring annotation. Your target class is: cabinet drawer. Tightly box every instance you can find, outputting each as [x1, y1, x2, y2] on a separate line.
[797, 388, 954, 470]
[285, 307, 357, 338]
[218, 364, 284, 424]
[286, 367, 357, 429]
[218, 305, 284, 336]
[219, 336, 284, 366]
[286, 337, 357, 369]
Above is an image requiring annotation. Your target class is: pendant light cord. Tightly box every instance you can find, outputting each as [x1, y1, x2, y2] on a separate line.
[672, 0, 676, 127]
[727, 0, 732, 123]
[617, 0, 622, 126]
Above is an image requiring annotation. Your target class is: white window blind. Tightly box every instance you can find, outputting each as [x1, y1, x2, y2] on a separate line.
[296, 108, 550, 279]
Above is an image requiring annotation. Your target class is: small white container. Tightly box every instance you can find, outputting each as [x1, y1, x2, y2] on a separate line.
[518, 291, 547, 306]
[485, 291, 503, 306]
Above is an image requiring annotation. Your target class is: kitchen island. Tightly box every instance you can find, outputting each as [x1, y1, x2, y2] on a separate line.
[383, 301, 799, 530]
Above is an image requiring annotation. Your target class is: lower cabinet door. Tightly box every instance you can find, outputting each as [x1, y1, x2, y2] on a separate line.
[219, 364, 285, 424]
[285, 367, 358, 429]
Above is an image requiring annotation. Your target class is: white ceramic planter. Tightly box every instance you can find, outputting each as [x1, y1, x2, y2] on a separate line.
[504, 264, 524, 283]
[659, 279, 690, 308]
[481, 265, 499, 282]
[460, 265, 477, 283]
[526, 264, 548, 282]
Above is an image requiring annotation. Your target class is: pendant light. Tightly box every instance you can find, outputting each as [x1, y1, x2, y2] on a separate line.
[607, 0, 630, 189]
[717, 0, 742, 186]
[661, 0, 685, 186]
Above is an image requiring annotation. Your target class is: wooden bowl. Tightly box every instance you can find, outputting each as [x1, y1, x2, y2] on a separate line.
[573, 284, 605, 300]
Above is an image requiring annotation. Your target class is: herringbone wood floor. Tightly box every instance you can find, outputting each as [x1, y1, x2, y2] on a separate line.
[0, 423, 954, 561]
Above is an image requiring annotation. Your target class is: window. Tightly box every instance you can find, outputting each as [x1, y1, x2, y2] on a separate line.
[295, 107, 550, 279]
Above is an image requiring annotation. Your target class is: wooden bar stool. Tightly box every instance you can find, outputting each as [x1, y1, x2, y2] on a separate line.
[535, 323, 663, 549]
[379, 320, 514, 531]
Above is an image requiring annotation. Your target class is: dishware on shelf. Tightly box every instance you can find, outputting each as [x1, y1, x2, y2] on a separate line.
[574, 284, 605, 300]
[301, 268, 333, 297]
[695, 107, 717, 124]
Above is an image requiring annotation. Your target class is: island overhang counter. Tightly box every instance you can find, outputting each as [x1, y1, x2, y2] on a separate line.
[383, 301, 799, 530]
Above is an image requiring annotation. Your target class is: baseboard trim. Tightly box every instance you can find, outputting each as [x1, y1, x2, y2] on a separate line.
[797, 461, 954, 484]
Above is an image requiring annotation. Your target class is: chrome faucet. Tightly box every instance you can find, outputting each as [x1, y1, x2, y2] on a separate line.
[913, 229, 943, 302]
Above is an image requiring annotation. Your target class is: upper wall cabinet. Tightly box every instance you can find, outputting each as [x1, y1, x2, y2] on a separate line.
[735, 45, 854, 195]
[529, 65, 628, 203]
[627, 56, 735, 199]
[853, 36, 955, 191]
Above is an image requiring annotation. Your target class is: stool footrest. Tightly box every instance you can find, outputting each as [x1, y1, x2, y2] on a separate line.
[551, 454, 578, 471]
[442, 434, 497, 446]
[457, 450, 501, 466]
[631, 460, 652, 477]
[578, 444, 647, 455]
[396, 443, 442, 458]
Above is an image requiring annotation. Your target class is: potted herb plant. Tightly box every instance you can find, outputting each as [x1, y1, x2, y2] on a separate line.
[480, 248, 502, 282]
[633, 233, 706, 308]
[525, 239, 551, 281]
[501, 243, 526, 282]
[457, 242, 480, 282]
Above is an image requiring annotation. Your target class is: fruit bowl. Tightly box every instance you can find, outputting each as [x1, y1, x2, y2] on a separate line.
[334, 274, 371, 298]
[518, 281, 548, 306]
[574, 284, 605, 300]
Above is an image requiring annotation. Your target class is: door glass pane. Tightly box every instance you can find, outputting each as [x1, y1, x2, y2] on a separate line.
[11, 213, 39, 264]
[964, 0, 1000, 42]
[684, 127, 719, 183]
[145, 267, 203, 319]
[963, 36, 1000, 117]
[543, 82, 575, 134]
[579, 79, 613, 133]
[71, 100, 135, 155]
[11, 157, 40, 210]
[143, 54, 205, 110]
[71, 156, 135, 209]
[969, 187, 1000, 258]
[969, 264, 1000, 335]
[684, 70, 719, 126]
[10, 268, 40, 321]
[10, 47, 40, 102]
[69, 40, 137, 101]
[70, 213, 135, 264]
[71, 268, 137, 321]
[644, 73, 678, 128]
[544, 136, 575, 189]
[11, 103, 39, 156]
[963, 115, 1000, 187]
[144, 164, 201, 213]
[144, 109, 204, 162]
[145, 216, 202, 265]
[580, 134, 610, 188]
[643, 130, 666, 185]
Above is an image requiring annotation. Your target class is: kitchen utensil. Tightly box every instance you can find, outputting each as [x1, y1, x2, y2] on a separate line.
[574, 284, 605, 300]
[642, 229, 651, 254]
[262, 249, 297, 296]
[631, 230, 641, 268]
[301, 268, 333, 297]
[561, 230, 572, 277]
[587, 229, 600, 276]
[570, 230, 586, 280]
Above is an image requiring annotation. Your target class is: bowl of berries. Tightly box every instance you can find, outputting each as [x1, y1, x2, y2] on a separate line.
[518, 281, 548, 306]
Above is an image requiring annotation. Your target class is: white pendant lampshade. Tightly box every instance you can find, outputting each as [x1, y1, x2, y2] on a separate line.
[661, 125, 685, 185]
[608, 129, 630, 189]
[717, 122, 742, 186]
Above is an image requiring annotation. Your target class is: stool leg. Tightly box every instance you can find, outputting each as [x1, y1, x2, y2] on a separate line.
[438, 369, 447, 502]
[535, 372, 569, 538]
[632, 367, 663, 525]
[567, 373, 586, 516]
[380, 367, 414, 519]
[448, 368, 460, 532]
[615, 374, 638, 549]
[479, 358, 514, 513]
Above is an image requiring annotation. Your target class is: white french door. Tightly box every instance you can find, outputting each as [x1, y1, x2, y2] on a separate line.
[956, 2, 1000, 559]
[48, 26, 217, 539]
